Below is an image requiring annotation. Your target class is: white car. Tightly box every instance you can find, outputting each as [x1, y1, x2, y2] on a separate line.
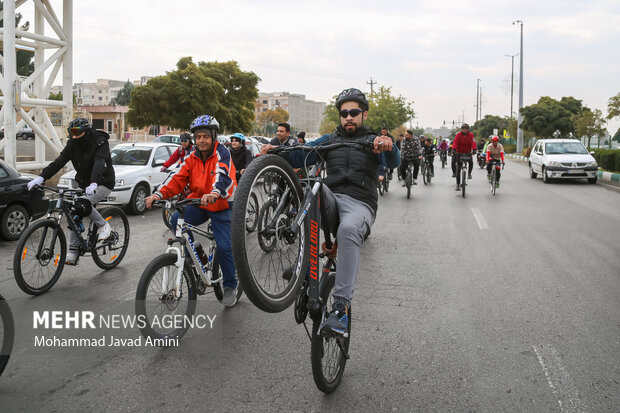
[528, 139, 598, 184]
[57, 142, 179, 214]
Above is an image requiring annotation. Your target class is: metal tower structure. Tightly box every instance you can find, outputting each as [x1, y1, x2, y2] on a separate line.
[1, 0, 73, 169]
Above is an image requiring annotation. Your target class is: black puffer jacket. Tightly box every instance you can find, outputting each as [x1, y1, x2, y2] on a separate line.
[41, 129, 115, 190]
[323, 125, 379, 213]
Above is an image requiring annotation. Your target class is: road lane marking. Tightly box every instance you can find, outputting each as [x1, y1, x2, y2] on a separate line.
[471, 207, 489, 230]
[532, 344, 587, 412]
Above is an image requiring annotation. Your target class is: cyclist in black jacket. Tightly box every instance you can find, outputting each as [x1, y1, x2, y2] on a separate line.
[27, 118, 115, 264]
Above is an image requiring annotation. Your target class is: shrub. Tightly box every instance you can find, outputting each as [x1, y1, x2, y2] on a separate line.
[522, 147, 532, 157]
[503, 144, 516, 154]
[591, 149, 620, 173]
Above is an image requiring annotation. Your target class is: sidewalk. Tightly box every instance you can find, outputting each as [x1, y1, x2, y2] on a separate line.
[505, 153, 620, 185]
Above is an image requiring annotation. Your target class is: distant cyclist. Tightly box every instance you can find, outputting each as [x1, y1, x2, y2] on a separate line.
[422, 137, 436, 178]
[486, 135, 505, 187]
[451, 123, 477, 190]
[26, 118, 114, 265]
[399, 130, 422, 186]
[161, 132, 194, 171]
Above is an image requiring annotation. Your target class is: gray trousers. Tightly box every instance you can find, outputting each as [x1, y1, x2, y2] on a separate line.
[69, 186, 112, 249]
[321, 186, 376, 303]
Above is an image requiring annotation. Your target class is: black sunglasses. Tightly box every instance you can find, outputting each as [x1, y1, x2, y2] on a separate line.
[339, 109, 363, 118]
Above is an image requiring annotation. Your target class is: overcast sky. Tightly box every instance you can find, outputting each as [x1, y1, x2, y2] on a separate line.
[18, 0, 620, 134]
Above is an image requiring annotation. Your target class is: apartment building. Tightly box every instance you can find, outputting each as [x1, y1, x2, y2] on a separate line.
[74, 79, 127, 106]
[255, 92, 325, 134]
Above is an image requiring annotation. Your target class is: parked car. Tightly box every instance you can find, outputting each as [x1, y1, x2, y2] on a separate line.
[57, 142, 179, 214]
[153, 134, 181, 145]
[0, 125, 35, 140]
[528, 139, 598, 184]
[0, 159, 49, 240]
[245, 136, 263, 157]
[251, 136, 270, 145]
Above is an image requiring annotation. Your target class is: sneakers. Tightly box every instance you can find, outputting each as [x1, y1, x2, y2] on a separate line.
[451, 173, 456, 178]
[400, 181, 406, 187]
[97, 222, 111, 241]
[222, 287, 238, 307]
[66, 249, 79, 265]
[468, 174, 473, 180]
[320, 301, 349, 337]
[455, 185, 460, 191]
[413, 179, 417, 185]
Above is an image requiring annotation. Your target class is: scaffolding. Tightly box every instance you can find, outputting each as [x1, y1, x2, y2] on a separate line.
[1, 0, 72, 170]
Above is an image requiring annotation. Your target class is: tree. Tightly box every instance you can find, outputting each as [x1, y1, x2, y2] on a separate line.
[319, 119, 337, 135]
[110, 81, 134, 106]
[48, 91, 77, 105]
[521, 96, 577, 138]
[321, 86, 415, 134]
[607, 92, 620, 121]
[127, 57, 259, 133]
[257, 108, 289, 124]
[0, 5, 34, 76]
[612, 128, 620, 143]
[575, 108, 607, 148]
[472, 115, 510, 141]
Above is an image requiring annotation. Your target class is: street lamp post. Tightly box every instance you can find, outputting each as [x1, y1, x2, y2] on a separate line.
[505, 53, 519, 120]
[513, 20, 524, 152]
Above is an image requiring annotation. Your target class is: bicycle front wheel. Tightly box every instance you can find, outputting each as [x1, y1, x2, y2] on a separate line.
[135, 253, 197, 342]
[461, 169, 467, 198]
[13, 219, 66, 295]
[92, 207, 130, 270]
[231, 154, 307, 313]
[491, 170, 497, 196]
[311, 272, 350, 393]
[0, 294, 15, 377]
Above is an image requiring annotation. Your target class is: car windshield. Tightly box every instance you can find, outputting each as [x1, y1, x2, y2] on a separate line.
[111, 147, 152, 165]
[545, 142, 589, 155]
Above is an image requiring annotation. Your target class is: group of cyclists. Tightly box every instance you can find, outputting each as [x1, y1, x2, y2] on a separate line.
[24, 87, 505, 345]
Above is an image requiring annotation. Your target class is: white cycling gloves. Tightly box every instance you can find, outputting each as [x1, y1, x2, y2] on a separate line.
[27, 176, 44, 191]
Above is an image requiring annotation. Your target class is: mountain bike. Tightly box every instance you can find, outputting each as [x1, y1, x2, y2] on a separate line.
[456, 153, 472, 198]
[405, 162, 414, 199]
[488, 160, 504, 196]
[230, 141, 375, 393]
[0, 294, 15, 377]
[13, 186, 130, 295]
[422, 155, 433, 185]
[135, 198, 242, 342]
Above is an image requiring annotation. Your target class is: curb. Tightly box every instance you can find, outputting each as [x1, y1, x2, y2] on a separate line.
[505, 153, 620, 184]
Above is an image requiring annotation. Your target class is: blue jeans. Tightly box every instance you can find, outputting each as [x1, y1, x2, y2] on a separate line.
[170, 205, 237, 289]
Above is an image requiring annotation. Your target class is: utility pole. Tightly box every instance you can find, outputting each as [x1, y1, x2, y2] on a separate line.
[475, 79, 480, 123]
[367, 77, 377, 96]
[505, 53, 519, 119]
[513, 20, 524, 152]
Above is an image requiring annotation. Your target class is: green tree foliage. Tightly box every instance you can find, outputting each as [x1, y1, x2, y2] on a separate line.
[48, 91, 77, 105]
[410, 127, 426, 137]
[521, 96, 584, 138]
[366, 86, 415, 133]
[612, 128, 620, 143]
[321, 87, 415, 134]
[575, 108, 607, 148]
[110, 81, 134, 106]
[0, 6, 34, 76]
[472, 115, 510, 140]
[127, 57, 259, 133]
[257, 108, 289, 124]
[607, 92, 620, 121]
[319, 119, 337, 135]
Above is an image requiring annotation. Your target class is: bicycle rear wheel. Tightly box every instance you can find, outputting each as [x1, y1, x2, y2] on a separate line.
[92, 207, 130, 270]
[0, 294, 15, 377]
[13, 219, 66, 295]
[231, 155, 307, 313]
[135, 253, 197, 342]
[311, 272, 350, 393]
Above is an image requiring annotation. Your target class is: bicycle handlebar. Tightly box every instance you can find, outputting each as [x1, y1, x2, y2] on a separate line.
[35, 185, 85, 195]
[153, 197, 201, 209]
[268, 140, 375, 155]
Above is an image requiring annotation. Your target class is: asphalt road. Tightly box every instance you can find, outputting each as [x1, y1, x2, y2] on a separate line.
[0, 159, 618, 412]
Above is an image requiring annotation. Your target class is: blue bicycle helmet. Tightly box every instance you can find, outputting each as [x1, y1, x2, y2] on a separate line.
[190, 115, 220, 133]
[230, 132, 246, 142]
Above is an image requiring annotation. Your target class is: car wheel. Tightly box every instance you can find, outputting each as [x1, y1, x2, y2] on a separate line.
[128, 184, 148, 215]
[20, 133, 28, 140]
[587, 177, 597, 184]
[542, 167, 551, 184]
[529, 163, 537, 179]
[0, 204, 30, 241]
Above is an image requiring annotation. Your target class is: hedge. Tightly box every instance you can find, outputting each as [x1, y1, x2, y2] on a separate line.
[590, 149, 620, 173]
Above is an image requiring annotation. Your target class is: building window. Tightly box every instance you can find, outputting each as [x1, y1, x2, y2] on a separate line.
[99, 97, 103, 101]
[262, 100, 267, 104]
